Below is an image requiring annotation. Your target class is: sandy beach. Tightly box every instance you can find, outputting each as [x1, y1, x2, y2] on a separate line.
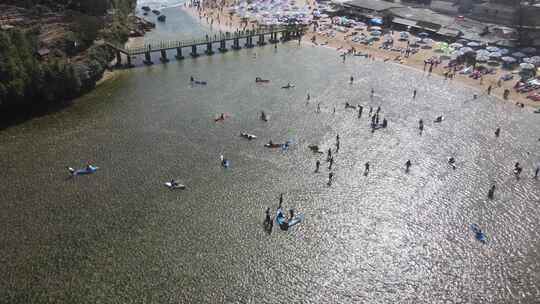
[178, 0, 539, 109]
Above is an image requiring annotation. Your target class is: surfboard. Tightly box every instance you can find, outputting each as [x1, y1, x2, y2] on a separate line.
[164, 182, 186, 190]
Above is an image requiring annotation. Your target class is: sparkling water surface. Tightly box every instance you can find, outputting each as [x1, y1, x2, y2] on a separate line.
[0, 6, 539, 304]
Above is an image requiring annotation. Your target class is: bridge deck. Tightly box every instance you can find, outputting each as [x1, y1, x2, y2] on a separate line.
[107, 27, 304, 56]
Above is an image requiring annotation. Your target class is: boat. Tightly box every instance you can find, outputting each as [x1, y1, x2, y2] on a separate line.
[164, 181, 186, 190]
[275, 208, 304, 231]
[240, 132, 257, 140]
[152, 9, 161, 15]
[191, 80, 207, 85]
[534, 109, 540, 113]
[157, 15, 166, 22]
[255, 77, 270, 83]
[345, 102, 357, 109]
[470, 224, 487, 243]
[264, 143, 283, 148]
[68, 165, 99, 176]
[434, 116, 444, 123]
[143, 12, 148, 16]
[281, 84, 295, 89]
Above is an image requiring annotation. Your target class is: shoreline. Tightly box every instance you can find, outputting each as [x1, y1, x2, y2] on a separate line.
[180, 0, 539, 110]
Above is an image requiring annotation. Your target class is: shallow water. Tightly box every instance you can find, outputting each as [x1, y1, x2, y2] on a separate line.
[1, 7, 540, 304]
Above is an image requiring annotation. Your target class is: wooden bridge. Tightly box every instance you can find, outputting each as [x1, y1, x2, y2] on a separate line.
[107, 26, 306, 67]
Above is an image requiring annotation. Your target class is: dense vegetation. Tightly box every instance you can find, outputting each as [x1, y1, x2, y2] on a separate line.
[0, 0, 136, 111]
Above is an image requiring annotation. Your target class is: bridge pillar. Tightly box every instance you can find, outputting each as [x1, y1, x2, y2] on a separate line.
[191, 45, 199, 57]
[144, 51, 153, 65]
[218, 40, 227, 52]
[175, 47, 184, 60]
[257, 34, 266, 46]
[205, 42, 214, 55]
[115, 51, 122, 66]
[245, 36, 254, 48]
[232, 37, 241, 50]
[281, 30, 290, 42]
[160, 49, 169, 63]
[269, 32, 278, 44]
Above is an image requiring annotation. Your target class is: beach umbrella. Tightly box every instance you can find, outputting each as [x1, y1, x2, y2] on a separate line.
[467, 41, 481, 48]
[449, 42, 463, 49]
[520, 47, 537, 54]
[370, 18, 383, 25]
[476, 54, 489, 62]
[529, 56, 540, 67]
[486, 46, 500, 52]
[459, 47, 475, 54]
[501, 56, 517, 63]
[489, 52, 502, 59]
[520, 62, 535, 70]
[499, 48, 509, 55]
[418, 32, 429, 38]
[512, 52, 526, 58]
[476, 49, 490, 56]
[434, 42, 448, 52]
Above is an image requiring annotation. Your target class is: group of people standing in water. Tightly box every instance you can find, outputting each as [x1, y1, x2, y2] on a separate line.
[307, 83, 539, 202]
[263, 75, 538, 232]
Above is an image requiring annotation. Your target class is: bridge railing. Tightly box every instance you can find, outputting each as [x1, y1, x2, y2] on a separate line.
[121, 25, 305, 55]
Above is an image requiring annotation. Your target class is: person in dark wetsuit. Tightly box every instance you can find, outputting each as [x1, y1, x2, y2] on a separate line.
[413, 89, 417, 99]
[495, 127, 500, 137]
[328, 157, 334, 170]
[487, 185, 495, 199]
[382, 118, 387, 128]
[534, 167, 539, 179]
[448, 157, 456, 170]
[289, 209, 295, 220]
[358, 106, 363, 118]
[405, 160, 411, 173]
[265, 208, 271, 222]
[350, 75, 354, 84]
[514, 162, 522, 178]
[315, 160, 320, 172]
[328, 172, 334, 185]
[419, 119, 424, 134]
[364, 162, 370, 176]
[279, 193, 283, 209]
[327, 148, 332, 161]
